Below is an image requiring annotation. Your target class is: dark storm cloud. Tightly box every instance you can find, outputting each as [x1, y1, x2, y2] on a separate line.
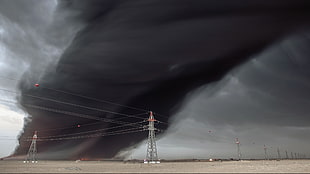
[171, 33, 310, 128]
[54, 0, 310, 115]
[14, 0, 310, 159]
[152, 33, 310, 159]
[218, 34, 310, 127]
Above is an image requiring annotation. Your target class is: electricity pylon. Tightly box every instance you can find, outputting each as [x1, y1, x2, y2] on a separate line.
[264, 145, 268, 160]
[145, 111, 160, 163]
[24, 131, 38, 163]
[235, 138, 241, 160]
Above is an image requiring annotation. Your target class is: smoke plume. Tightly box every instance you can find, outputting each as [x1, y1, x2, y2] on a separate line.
[5, 0, 310, 159]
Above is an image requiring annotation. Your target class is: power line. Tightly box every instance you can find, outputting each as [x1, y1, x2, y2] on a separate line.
[27, 117, 147, 133]
[0, 98, 143, 127]
[0, 99, 18, 105]
[0, 99, 167, 134]
[0, 76, 148, 113]
[0, 76, 19, 81]
[153, 112, 169, 119]
[0, 76, 169, 120]
[25, 93, 147, 120]
[24, 104, 142, 126]
[0, 74, 169, 120]
[35, 120, 146, 139]
[0, 86, 168, 140]
[0, 88, 20, 95]
[41, 86, 148, 113]
[0, 88, 158, 122]
[34, 121, 106, 133]
[24, 127, 145, 141]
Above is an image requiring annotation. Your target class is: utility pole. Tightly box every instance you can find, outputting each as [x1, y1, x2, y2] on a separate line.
[24, 131, 38, 163]
[285, 150, 288, 159]
[235, 138, 241, 160]
[145, 111, 159, 164]
[264, 145, 268, 160]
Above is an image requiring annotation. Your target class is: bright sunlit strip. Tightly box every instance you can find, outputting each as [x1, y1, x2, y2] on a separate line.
[0, 104, 25, 157]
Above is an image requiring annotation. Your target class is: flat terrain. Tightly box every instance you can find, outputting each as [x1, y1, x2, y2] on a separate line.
[0, 160, 310, 173]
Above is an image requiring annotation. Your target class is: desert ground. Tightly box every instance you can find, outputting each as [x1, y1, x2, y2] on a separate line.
[0, 160, 310, 173]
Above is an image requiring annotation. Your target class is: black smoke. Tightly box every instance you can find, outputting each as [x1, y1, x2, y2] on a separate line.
[14, 0, 310, 159]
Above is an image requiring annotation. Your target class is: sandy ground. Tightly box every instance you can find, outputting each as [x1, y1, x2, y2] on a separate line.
[0, 160, 310, 173]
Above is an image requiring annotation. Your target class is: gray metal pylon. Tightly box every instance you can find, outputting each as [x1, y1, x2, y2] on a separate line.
[235, 138, 241, 160]
[145, 111, 159, 163]
[264, 145, 268, 160]
[24, 131, 38, 163]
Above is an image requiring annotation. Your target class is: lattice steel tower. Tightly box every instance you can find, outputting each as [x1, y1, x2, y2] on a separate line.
[24, 131, 38, 163]
[145, 111, 160, 163]
[264, 145, 268, 160]
[235, 138, 241, 160]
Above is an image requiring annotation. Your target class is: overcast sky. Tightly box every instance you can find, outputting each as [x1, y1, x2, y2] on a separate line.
[1, 0, 310, 159]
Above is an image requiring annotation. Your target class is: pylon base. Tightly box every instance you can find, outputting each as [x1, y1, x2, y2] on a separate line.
[144, 161, 160, 164]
